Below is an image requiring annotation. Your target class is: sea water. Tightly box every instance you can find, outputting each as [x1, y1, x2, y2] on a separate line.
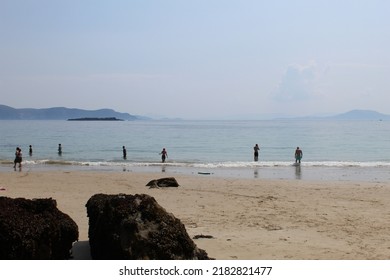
[1, 119, 389, 181]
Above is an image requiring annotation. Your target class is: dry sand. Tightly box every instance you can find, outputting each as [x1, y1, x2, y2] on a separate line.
[1, 169, 390, 260]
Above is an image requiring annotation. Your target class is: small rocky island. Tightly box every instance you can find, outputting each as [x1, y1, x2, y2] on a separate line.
[67, 117, 124, 121]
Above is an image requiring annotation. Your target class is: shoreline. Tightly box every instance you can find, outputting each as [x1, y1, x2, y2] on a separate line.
[1, 162, 390, 182]
[1, 168, 390, 259]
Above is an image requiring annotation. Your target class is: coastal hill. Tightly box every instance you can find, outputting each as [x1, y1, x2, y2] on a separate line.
[329, 110, 390, 120]
[288, 110, 390, 121]
[0, 105, 142, 120]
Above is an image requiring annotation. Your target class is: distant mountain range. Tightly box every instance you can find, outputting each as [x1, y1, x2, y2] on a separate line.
[0, 105, 389, 121]
[0, 105, 148, 120]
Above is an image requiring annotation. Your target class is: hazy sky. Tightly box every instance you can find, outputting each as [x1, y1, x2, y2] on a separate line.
[1, 0, 390, 119]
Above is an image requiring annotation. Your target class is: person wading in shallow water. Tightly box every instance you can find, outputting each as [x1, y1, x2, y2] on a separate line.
[295, 147, 303, 164]
[253, 144, 260, 161]
[122, 146, 127, 159]
[160, 148, 168, 163]
[13, 147, 22, 169]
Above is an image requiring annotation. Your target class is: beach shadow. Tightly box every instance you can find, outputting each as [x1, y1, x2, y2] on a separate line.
[71, 240, 92, 260]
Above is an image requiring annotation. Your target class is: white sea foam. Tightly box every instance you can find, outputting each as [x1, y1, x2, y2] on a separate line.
[19, 159, 390, 169]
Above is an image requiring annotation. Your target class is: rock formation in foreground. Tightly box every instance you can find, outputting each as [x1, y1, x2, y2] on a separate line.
[146, 177, 180, 188]
[0, 197, 79, 259]
[86, 193, 211, 260]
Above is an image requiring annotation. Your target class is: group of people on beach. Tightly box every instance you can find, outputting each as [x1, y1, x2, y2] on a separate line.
[13, 144, 62, 169]
[13, 144, 168, 169]
[13, 144, 302, 170]
[253, 144, 303, 164]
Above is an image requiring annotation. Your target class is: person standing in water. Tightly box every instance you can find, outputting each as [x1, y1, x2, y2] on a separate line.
[122, 146, 127, 159]
[58, 144, 62, 155]
[29, 145, 33, 156]
[13, 147, 22, 169]
[253, 144, 260, 161]
[295, 147, 303, 163]
[160, 148, 168, 163]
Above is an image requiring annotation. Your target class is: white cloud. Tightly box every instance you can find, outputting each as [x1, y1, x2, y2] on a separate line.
[272, 61, 318, 102]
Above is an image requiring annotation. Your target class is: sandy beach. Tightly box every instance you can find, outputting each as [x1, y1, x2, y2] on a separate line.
[1, 169, 390, 260]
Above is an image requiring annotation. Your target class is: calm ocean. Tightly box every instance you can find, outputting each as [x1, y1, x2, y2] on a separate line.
[1, 120, 389, 181]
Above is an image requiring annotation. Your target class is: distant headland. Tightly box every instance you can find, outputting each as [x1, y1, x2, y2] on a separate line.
[67, 117, 123, 121]
[0, 105, 150, 120]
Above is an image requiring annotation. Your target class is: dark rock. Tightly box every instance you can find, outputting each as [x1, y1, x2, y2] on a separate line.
[0, 197, 79, 259]
[146, 177, 179, 188]
[193, 234, 214, 239]
[86, 193, 212, 260]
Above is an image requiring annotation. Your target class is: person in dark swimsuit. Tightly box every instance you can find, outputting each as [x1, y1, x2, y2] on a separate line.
[14, 147, 22, 169]
[123, 146, 127, 159]
[160, 148, 168, 163]
[254, 144, 260, 161]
